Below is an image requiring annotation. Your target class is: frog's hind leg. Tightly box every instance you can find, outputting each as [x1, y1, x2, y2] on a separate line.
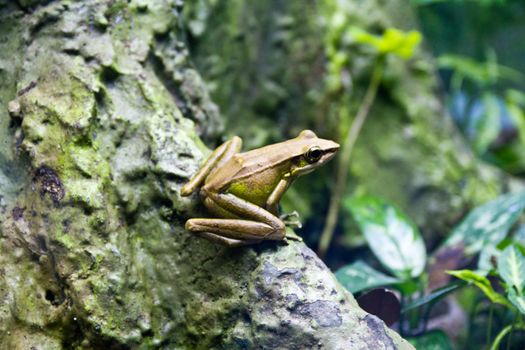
[193, 232, 259, 247]
[181, 136, 242, 196]
[185, 192, 286, 245]
[186, 218, 283, 241]
[203, 197, 241, 219]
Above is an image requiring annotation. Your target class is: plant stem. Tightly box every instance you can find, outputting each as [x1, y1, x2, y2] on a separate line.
[505, 312, 519, 350]
[466, 299, 483, 348]
[318, 58, 384, 258]
[489, 323, 525, 350]
[399, 293, 406, 337]
[486, 304, 494, 347]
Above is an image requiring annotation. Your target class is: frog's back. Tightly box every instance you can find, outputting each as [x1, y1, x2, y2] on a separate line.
[203, 148, 291, 207]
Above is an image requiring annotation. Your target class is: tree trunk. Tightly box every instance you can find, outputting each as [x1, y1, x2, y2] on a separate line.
[0, 1, 413, 349]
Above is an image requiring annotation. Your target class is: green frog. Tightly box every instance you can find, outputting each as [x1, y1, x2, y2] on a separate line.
[181, 130, 339, 247]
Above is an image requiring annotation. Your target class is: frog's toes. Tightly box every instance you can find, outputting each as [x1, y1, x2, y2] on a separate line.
[280, 211, 302, 228]
[280, 210, 300, 220]
[284, 228, 303, 242]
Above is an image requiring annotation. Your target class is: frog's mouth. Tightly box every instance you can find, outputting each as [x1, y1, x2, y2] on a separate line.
[319, 146, 339, 164]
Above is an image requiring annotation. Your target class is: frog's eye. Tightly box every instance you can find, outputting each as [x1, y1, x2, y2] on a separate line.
[305, 146, 322, 164]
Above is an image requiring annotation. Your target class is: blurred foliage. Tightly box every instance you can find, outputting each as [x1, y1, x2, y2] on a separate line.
[438, 52, 525, 172]
[344, 196, 426, 279]
[336, 260, 401, 293]
[413, 0, 509, 7]
[440, 190, 525, 258]
[351, 28, 422, 59]
[336, 191, 525, 347]
[447, 242, 525, 348]
[498, 245, 525, 313]
[447, 270, 512, 307]
[416, 0, 525, 174]
[437, 53, 521, 87]
[319, 14, 423, 256]
[407, 330, 453, 350]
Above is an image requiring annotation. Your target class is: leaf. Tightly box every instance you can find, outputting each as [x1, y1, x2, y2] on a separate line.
[345, 196, 426, 278]
[407, 330, 453, 350]
[478, 243, 500, 273]
[395, 278, 421, 295]
[357, 288, 400, 326]
[349, 27, 421, 60]
[497, 244, 525, 292]
[477, 237, 516, 273]
[441, 191, 525, 257]
[505, 91, 525, 147]
[472, 93, 501, 154]
[402, 281, 464, 313]
[507, 89, 525, 106]
[508, 288, 525, 315]
[497, 244, 525, 315]
[437, 54, 523, 86]
[447, 270, 511, 307]
[514, 225, 525, 246]
[335, 261, 401, 294]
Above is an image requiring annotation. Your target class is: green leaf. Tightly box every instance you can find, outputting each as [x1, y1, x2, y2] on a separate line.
[505, 90, 525, 147]
[447, 270, 511, 307]
[345, 196, 426, 278]
[395, 278, 421, 295]
[410, 0, 449, 6]
[442, 191, 525, 257]
[437, 54, 523, 87]
[335, 261, 401, 294]
[514, 225, 525, 245]
[402, 282, 464, 313]
[407, 330, 453, 350]
[498, 244, 525, 292]
[508, 288, 525, 315]
[478, 243, 500, 273]
[473, 93, 501, 154]
[349, 27, 421, 60]
[478, 238, 513, 273]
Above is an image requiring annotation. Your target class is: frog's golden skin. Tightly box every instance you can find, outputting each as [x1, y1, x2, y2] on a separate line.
[181, 130, 339, 247]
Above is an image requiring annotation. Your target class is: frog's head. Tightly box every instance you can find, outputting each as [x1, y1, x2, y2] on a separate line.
[290, 130, 340, 177]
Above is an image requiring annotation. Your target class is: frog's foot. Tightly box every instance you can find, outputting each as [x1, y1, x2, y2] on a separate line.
[280, 211, 302, 229]
[284, 227, 303, 242]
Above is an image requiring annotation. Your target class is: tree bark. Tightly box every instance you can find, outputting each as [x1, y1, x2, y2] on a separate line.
[0, 1, 412, 349]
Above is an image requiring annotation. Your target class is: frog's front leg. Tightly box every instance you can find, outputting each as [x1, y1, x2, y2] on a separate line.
[266, 177, 290, 215]
[185, 192, 286, 245]
[265, 177, 302, 241]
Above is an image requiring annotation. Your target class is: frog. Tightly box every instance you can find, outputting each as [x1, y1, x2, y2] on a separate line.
[181, 130, 339, 247]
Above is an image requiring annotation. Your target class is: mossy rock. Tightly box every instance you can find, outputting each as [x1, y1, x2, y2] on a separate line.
[0, 1, 413, 349]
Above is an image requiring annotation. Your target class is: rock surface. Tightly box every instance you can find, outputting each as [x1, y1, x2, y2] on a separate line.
[0, 1, 413, 349]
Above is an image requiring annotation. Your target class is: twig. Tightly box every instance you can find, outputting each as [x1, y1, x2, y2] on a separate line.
[318, 58, 384, 258]
[487, 304, 494, 347]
